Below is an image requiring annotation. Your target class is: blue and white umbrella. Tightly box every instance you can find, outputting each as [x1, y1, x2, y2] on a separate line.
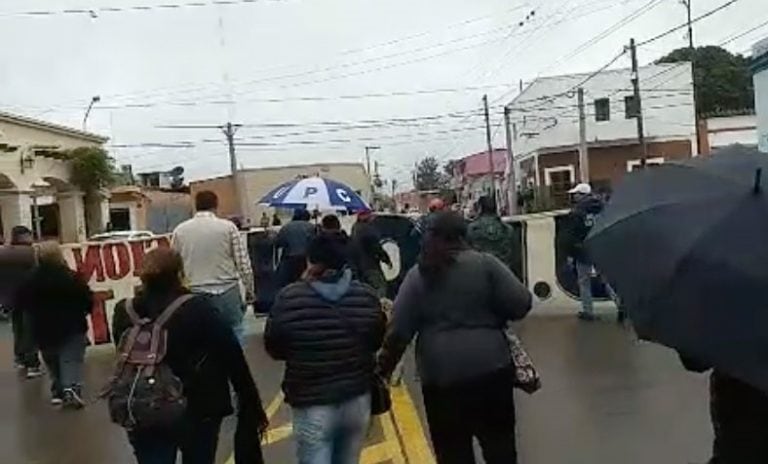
[259, 176, 370, 212]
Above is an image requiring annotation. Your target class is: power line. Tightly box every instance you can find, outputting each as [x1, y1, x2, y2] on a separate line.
[637, 0, 740, 47]
[0, 0, 280, 18]
[717, 18, 768, 47]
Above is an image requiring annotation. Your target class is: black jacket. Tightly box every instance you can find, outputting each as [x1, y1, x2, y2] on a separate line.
[351, 221, 391, 274]
[113, 289, 266, 423]
[265, 270, 386, 407]
[559, 195, 604, 264]
[15, 262, 93, 350]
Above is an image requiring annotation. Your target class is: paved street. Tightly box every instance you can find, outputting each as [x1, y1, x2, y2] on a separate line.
[0, 314, 713, 464]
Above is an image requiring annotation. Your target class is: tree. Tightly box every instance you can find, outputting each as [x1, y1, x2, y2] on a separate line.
[66, 147, 117, 194]
[657, 46, 754, 116]
[414, 156, 447, 191]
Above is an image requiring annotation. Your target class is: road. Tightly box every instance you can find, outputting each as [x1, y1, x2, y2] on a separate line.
[0, 314, 713, 464]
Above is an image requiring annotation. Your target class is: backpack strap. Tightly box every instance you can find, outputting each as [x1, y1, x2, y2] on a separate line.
[124, 299, 143, 325]
[154, 294, 196, 328]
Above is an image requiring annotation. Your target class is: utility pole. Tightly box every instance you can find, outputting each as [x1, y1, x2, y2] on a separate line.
[629, 38, 649, 165]
[222, 122, 244, 218]
[364, 145, 380, 198]
[503, 106, 517, 215]
[682, 0, 701, 154]
[483, 94, 497, 207]
[577, 87, 589, 182]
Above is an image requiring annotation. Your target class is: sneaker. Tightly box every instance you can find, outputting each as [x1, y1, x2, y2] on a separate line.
[25, 368, 43, 379]
[577, 312, 597, 321]
[50, 395, 63, 406]
[62, 388, 85, 410]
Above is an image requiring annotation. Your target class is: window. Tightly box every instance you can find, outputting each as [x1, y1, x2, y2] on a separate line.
[544, 165, 575, 209]
[594, 98, 610, 122]
[625, 95, 638, 119]
[627, 157, 664, 172]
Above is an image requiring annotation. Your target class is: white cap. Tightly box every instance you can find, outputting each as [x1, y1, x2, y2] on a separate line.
[568, 183, 592, 195]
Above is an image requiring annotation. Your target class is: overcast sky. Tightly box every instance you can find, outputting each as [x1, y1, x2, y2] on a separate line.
[1, 0, 766, 187]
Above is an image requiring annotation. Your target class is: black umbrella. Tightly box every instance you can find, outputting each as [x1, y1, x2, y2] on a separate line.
[586, 145, 768, 392]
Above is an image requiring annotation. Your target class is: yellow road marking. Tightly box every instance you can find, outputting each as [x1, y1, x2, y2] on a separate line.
[360, 441, 396, 463]
[264, 390, 284, 420]
[390, 384, 436, 464]
[375, 412, 406, 464]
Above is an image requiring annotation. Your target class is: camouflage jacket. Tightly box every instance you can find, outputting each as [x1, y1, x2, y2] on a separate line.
[467, 215, 515, 268]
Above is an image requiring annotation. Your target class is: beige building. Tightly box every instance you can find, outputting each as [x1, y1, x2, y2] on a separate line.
[0, 111, 109, 243]
[109, 185, 192, 233]
[190, 162, 371, 225]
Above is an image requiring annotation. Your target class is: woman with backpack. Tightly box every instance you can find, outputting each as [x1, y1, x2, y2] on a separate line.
[265, 232, 386, 464]
[14, 241, 93, 408]
[377, 211, 532, 464]
[110, 247, 268, 464]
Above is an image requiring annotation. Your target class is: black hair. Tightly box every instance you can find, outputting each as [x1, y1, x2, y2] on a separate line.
[308, 232, 349, 271]
[321, 214, 341, 231]
[195, 191, 219, 212]
[476, 195, 497, 215]
[417, 211, 468, 285]
[10, 225, 33, 245]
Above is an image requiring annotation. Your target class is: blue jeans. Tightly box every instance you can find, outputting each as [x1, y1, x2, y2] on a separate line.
[41, 333, 86, 396]
[293, 393, 371, 464]
[196, 285, 245, 345]
[129, 417, 222, 464]
[576, 262, 620, 316]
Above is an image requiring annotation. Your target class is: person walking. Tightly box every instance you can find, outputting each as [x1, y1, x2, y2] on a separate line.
[467, 196, 515, 269]
[8, 226, 42, 379]
[259, 212, 270, 229]
[112, 248, 268, 464]
[265, 232, 386, 464]
[172, 191, 255, 344]
[15, 242, 92, 408]
[274, 208, 315, 289]
[678, 354, 768, 463]
[378, 211, 532, 464]
[271, 213, 282, 227]
[559, 183, 624, 322]
[350, 210, 392, 297]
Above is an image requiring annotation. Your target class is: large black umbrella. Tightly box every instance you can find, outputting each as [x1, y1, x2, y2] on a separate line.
[586, 145, 768, 392]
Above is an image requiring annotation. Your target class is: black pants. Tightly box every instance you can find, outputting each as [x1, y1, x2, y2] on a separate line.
[276, 255, 307, 289]
[129, 417, 223, 464]
[422, 368, 517, 464]
[11, 309, 40, 369]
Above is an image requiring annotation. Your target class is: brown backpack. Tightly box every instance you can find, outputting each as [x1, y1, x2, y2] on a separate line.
[102, 294, 194, 431]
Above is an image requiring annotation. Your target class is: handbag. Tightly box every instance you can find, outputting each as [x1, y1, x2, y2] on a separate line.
[318, 284, 391, 415]
[507, 330, 541, 394]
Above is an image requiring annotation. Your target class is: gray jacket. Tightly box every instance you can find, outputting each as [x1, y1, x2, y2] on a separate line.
[379, 249, 532, 387]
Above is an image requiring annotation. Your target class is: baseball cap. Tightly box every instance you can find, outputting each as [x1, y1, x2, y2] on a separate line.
[568, 183, 592, 195]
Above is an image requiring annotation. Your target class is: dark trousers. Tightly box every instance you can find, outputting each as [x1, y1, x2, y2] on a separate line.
[422, 368, 518, 464]
[11, 309, 40, 369]
[41, 334, 86, 396]
[129, 417, 223, 464]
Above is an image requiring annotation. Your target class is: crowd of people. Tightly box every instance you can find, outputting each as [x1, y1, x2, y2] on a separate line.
[3, 182, 768, 464]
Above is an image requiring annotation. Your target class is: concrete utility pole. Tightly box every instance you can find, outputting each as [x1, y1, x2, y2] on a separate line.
[682, 0, 702, 154]
[482, 94, 497, 207]
[577, 87, 589, 182]
[364, 145, 380, 196]
[222, 122, 244, 217]
[629, 38, 649, 166]
[503, 105, 517, 215]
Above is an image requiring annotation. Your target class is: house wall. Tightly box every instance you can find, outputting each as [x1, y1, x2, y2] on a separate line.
[510, 63, 697, 160]
[705, 114, 758, 151]
[191, 163, 370, 225]
[535, 139, 692, 191]
[144, 190, 192, 234]
[754, 38, 768, 153]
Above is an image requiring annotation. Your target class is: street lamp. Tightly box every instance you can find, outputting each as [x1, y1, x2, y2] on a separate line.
[30, 179, 51, 240]
[83, 95, 101, 131]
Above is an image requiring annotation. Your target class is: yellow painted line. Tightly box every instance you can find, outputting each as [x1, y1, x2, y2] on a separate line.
[262, 423, 293, 445]
[264, 390, 285, 420]
[225, 391, 287, 464]
[377, 412, 406, 464]
[360, 441, 396, 464]
[390, 384, 436, 464]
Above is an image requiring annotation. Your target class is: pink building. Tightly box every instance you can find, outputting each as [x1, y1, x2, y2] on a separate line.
[449, 149, 508, 212]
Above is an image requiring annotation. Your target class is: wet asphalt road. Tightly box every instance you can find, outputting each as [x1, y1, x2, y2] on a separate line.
[0, 314, 713, 464]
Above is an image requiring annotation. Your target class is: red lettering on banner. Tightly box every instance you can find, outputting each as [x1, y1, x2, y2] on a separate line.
[130, 241, 148, 277]
[102, 243, 131, 281]
[90, 290, 114, 344]
[72, 245, 105, 282]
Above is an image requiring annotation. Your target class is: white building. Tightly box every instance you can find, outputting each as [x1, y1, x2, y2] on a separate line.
[702, 112, 757, 152]
[0, 111, 109, 242]
[509, 62, 696, 206]
[754, 38, 768, 153]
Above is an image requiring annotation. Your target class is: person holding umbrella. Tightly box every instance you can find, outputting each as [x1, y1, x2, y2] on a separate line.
[586, 145, 768, 463]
